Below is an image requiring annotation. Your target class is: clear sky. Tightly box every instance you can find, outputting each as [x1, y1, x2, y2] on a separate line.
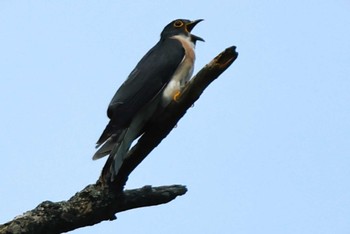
[1, 1, 350, 233]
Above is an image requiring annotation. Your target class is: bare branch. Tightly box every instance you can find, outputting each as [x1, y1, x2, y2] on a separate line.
[0, 184, 187, 234]
[0, 46, 238, 234]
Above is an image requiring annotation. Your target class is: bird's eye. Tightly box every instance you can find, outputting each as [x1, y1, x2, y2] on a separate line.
[173, 20, 184, 28]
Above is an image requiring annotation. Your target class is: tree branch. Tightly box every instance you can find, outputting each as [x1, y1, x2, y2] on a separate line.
[0, 46, 238, 233]
[0, 184, 187, 234]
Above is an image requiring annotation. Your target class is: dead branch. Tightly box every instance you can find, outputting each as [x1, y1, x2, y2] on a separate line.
[0, 46, 238, 234]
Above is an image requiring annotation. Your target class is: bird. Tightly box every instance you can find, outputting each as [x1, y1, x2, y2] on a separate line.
[93, 19, 204, 182]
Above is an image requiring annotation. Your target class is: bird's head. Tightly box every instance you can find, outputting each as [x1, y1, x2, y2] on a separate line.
[161, 19, 204, 43]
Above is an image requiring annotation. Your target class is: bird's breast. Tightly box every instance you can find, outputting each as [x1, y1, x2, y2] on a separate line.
[162, 35, 196, 105]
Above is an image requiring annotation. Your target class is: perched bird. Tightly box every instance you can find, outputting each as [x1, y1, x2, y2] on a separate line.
[93, 19, 204, 181]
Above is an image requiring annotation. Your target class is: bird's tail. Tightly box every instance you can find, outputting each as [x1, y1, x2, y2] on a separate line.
[96, 97, 160, 182]
[100, 126, 140, 182]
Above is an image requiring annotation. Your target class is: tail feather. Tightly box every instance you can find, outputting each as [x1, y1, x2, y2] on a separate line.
[93, 128, 124, 160]
[101, 128, 132, 181]
[97, 97, 160, 182]
[96, 121, 119, 147]
[93, 135, 116, 160]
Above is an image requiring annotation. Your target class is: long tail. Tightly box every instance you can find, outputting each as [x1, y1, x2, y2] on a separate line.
[96, 97, 160, 182]
[100, 126, 140, 182]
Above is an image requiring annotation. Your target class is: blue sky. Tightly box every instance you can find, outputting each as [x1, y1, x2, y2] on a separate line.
[1, 1, 350, 233]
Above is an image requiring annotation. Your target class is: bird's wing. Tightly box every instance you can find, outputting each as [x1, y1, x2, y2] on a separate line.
[96, 38, 185, 145]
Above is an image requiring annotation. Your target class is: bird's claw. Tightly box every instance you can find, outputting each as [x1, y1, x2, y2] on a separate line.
[173, 91, 181, 102]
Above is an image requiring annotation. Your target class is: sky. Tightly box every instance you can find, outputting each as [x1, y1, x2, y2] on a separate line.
[1, 1, 350, 233]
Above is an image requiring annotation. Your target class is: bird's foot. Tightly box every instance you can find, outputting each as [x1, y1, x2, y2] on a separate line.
[173, 91, 181, 102]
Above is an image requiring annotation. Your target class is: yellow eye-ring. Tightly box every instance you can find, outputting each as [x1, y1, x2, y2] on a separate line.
[173, 20, 184, 28]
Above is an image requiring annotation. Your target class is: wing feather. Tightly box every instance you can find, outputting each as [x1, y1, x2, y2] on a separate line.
[96, 38, 184, 145]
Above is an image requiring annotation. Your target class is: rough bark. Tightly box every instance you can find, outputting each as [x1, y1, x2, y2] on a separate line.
[0, 46, 238, 234]
[0, 184, 187, 234]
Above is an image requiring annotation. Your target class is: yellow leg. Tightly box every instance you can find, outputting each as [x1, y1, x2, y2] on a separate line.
[173, 91, 181, 102]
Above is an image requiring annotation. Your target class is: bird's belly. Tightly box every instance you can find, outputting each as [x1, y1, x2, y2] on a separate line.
[162, 62, 193, 105]
[162, 79, 180, 104]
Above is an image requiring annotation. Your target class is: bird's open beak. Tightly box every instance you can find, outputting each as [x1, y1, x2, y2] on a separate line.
[186, 19, 205, 42]
[186, 19, 203, 32]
